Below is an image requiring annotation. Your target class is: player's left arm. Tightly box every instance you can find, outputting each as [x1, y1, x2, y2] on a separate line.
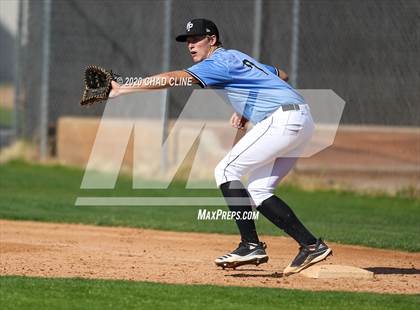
[109, 70, 199, 97]
[262, 64, 289, 82]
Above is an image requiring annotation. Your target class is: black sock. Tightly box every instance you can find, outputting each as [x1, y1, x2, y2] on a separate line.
[220, 181, 259, 244]
[258, 195, 317, 246]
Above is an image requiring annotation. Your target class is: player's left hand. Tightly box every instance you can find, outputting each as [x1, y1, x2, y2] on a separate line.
[109, 81, 122, 98]
[230, 112, 248, 129]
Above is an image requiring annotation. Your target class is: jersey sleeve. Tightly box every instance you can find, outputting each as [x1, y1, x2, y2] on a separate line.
[185, 58, 231, 88]
[261, 64, 280, 77]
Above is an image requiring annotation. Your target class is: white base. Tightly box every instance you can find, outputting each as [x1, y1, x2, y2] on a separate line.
[300, 264, 374, 279]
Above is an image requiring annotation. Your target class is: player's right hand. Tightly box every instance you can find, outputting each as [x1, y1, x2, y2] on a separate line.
[230, 112, 248, 129]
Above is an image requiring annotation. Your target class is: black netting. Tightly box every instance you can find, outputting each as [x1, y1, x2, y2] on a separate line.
[14, 0, 420, 140]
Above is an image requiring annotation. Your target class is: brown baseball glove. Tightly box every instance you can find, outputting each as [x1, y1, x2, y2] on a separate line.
[80, 65, 121, 106]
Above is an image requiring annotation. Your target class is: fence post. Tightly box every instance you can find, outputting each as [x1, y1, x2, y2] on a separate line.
[290, 0, 300, 88]
[252, 0, 262, 60]
[39, 0, 52, 159]
[160, 0, 172, 173]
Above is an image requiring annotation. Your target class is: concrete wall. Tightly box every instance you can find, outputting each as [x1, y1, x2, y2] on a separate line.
[57, 117, 419, 193]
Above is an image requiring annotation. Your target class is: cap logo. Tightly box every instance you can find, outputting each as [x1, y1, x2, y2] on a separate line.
[186, 22, 193, 32]
[206, 28, 210, 33]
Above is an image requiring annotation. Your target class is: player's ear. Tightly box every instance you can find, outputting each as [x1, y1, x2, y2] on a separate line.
[208, 35, 217, 46]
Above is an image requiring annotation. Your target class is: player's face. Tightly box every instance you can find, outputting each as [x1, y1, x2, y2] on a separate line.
[186, 35, 213, 62]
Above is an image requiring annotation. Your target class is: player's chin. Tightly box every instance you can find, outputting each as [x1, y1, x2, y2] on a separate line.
[191, 54, 202, 63]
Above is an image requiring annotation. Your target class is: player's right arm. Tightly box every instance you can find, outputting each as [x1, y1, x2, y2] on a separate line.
[262, 64, 289, 82]
[277, 69, 288, 81]
[230, 112, 248, 129]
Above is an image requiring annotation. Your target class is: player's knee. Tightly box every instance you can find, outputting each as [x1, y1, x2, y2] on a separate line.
[214, 161, 241, 187]
[214, 161, 225, 186]
[247, 186, 274, 207]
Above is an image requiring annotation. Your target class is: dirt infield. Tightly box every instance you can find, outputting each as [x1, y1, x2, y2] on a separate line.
[1, 220, 419, 294]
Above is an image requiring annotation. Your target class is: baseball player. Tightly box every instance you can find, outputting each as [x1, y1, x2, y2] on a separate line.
[110, 19, 332, 275]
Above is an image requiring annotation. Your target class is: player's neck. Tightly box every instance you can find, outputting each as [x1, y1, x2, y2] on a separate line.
[207, 46, 221, 58]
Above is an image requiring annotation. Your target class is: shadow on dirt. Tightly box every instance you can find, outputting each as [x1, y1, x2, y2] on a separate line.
[224, 271, 283, 278]
[366, 267, 420, 275]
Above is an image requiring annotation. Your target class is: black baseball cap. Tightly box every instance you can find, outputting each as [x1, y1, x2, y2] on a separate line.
[176, 19, 219, 42]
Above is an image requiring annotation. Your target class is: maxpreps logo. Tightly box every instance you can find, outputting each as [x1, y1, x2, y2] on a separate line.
[75, 89, 345, 207]
[197, 209, 259, 221]
[186, 21, 193, 32]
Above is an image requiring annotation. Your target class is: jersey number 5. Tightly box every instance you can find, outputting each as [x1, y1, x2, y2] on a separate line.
[242, 59, 268, 75]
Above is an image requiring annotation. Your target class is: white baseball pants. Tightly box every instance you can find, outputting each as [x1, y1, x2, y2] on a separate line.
[214, 104, 314, 206]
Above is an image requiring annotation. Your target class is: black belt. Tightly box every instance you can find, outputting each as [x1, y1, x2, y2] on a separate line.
[281, 104, 300, 112]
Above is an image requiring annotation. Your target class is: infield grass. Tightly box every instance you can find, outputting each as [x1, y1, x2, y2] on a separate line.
[0, 161, 419, 251]
[0, 276, 419, 310]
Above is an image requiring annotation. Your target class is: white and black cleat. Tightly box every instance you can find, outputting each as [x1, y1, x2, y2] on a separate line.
[215, 241, 269, 269]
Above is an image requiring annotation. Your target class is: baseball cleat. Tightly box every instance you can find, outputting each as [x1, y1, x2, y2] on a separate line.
[283, 238, 332, 276]
[215, 241, 269, 269]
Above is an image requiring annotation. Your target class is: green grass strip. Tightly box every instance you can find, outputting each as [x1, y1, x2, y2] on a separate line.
[0, 276, 419, 310]
[0, 161, 419, 251]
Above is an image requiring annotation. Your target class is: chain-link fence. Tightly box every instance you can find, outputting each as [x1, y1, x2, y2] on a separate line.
[7, 0, 420, 152]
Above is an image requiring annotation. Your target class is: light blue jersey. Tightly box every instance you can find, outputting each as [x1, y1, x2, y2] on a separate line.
[185, 48, 305, 123]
